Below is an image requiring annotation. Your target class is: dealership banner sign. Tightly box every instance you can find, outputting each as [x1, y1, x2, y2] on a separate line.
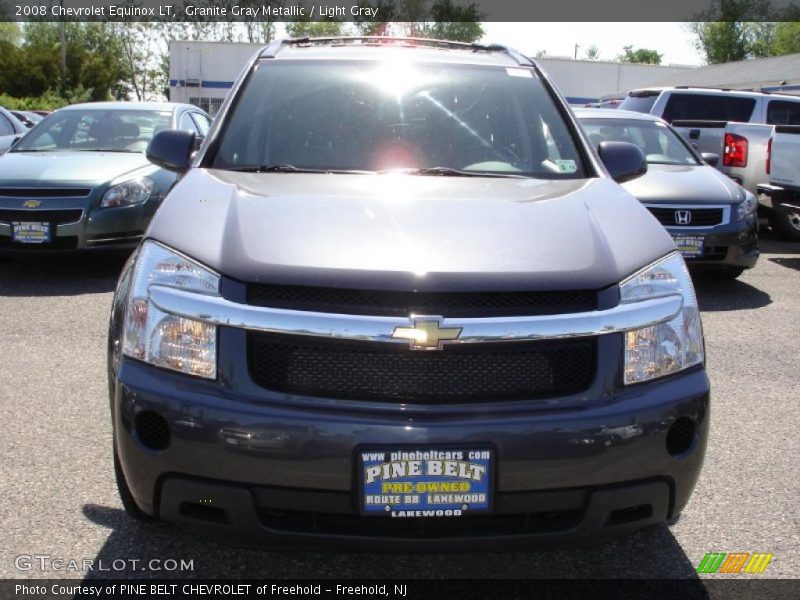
[3, 579, 800, 599]
[3, 0, 800, 22]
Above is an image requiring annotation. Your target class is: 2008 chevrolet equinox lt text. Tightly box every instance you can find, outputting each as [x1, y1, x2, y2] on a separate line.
[107, 37, 709, 549]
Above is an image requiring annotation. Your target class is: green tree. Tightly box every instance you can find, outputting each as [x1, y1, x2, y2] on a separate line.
[0, 22, 21, 46]
[689, 0, 777, 63]
[770, 22, 800, 55]
[353, 0, 397, 35]
[690, 21, 776, 63]
[285, 21, 346, 38]
[7, 23, 127, 100]
[618, 45, 663, 64]
[421, 0, 484, 42]
[352, 0, 483, 42]
[584, 44, 600, 60]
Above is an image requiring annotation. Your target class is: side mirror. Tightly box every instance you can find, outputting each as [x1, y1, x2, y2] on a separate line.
[597, 141, 647, 183]
[146, 129, 195, 172]
[701, 152, 719, 167]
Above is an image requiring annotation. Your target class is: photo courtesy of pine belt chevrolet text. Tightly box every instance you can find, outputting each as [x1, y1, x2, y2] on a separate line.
[106, 38, 709, 549]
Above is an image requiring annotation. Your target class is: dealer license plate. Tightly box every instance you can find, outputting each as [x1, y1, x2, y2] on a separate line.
[672, 234, 704, 257]
[359, 447, 493, 517]
[12, 222, 51, 244]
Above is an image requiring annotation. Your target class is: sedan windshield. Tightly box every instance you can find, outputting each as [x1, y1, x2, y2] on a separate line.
[211, 60, 586, 178]
[13, 109, 173, 153]
[580, 118, 700, 166]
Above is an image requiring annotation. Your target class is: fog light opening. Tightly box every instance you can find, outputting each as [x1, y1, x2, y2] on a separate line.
[135, 410, 171, 451]
[179, 502, 228, 524]
[667, 417, 696, 457]
[606, 504, 653, 527]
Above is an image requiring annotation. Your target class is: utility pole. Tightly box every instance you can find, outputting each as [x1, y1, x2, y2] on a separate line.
[59, 0, 66, 93]
[574, 43, 579, 60]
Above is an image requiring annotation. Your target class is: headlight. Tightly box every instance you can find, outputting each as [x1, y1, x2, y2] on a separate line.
[122, 240, 219, 378]
[621, 252, 704, 385]
[736, 194, 757, 221]
[101, 177, 154, 208]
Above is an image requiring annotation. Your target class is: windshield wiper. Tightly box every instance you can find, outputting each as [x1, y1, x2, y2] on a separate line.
[227, 164, 372, 174]
[387, 166, 528, 178]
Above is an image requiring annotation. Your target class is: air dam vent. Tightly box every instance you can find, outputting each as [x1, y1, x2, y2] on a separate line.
[135, 411, 171, 451]
[667, 417, 697, 456]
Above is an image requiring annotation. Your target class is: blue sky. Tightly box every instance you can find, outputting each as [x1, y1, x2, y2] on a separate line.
[481, 23, 704, 66]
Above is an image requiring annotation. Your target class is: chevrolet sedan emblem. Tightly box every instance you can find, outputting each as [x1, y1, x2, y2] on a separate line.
[22, 200, 42, 208]
[391, 317, 462, 350]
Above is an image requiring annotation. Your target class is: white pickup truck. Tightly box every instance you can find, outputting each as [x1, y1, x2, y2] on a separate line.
[758, 126, 800, 240]
[670, 120, 800, 239]
[620, 87, 800, 239]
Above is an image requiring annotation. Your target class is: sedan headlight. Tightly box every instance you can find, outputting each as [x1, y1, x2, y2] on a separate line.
[736, 194, 757, 221]
[122, 240, 219, 379]
[101, 176, 154, 208]
[621, 252, 704, 385]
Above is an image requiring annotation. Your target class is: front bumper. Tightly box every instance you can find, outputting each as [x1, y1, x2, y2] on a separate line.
[758, 184, 800, 214]
[112, 344, 710, 548]
[0, 199, 157, 255]
[665, 220, 759, 270]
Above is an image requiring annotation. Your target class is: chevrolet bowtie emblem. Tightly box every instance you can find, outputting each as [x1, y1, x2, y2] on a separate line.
[391, 317, 462, 350]
[22, 200, 42, 208]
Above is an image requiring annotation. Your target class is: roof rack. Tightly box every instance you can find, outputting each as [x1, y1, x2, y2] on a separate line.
[260, 36, 531, 65]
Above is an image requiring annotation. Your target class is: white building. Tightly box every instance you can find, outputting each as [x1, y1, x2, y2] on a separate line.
[168, 40, 694, 114]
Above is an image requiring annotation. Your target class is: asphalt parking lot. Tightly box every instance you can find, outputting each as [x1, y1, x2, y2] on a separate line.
[1, 234, 798, 581]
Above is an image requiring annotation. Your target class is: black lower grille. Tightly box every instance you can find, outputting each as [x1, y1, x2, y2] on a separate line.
[648, 207, 723, 227]
[248, 334, 595, 403]
[246, 284, 596, 317]
[0, 209, 83, 224]
[0, 188, 91, 198]
[258, 508, 583, 538]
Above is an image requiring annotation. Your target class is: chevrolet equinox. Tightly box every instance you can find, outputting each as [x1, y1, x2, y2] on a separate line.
[107, 38, 709, 549]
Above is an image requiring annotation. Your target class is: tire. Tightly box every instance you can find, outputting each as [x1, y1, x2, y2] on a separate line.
[113, 441, 154, 522]
[769, 210, 800, 242]
[714, 267, 746, 280]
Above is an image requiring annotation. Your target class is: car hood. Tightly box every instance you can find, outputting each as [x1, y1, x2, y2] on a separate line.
[147, 170, 675, 291]
[0, 151, 151, 185]
[622, 163, 744, 205]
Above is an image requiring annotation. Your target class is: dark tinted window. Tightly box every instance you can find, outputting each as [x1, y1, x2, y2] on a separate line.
[213, 60, 586, 178]
[662, 93, 756, 123]
[618, 93, 658, 114]
[14, 109, 172, 153]
[767, 100, 800, 125]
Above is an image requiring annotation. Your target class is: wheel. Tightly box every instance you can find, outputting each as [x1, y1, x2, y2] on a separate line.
[714, 267, 746, 280]
[769, 210, 800, 242]
[113, 441, 154, 522]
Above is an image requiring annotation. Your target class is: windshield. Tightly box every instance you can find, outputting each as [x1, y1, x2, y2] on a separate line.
[580, 118, 700, 166]
[13, 109, 173, 153]
[211, 60, 586, 178]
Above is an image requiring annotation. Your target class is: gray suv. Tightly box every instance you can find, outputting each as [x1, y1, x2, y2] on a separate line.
[108, 38, 709, 549]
